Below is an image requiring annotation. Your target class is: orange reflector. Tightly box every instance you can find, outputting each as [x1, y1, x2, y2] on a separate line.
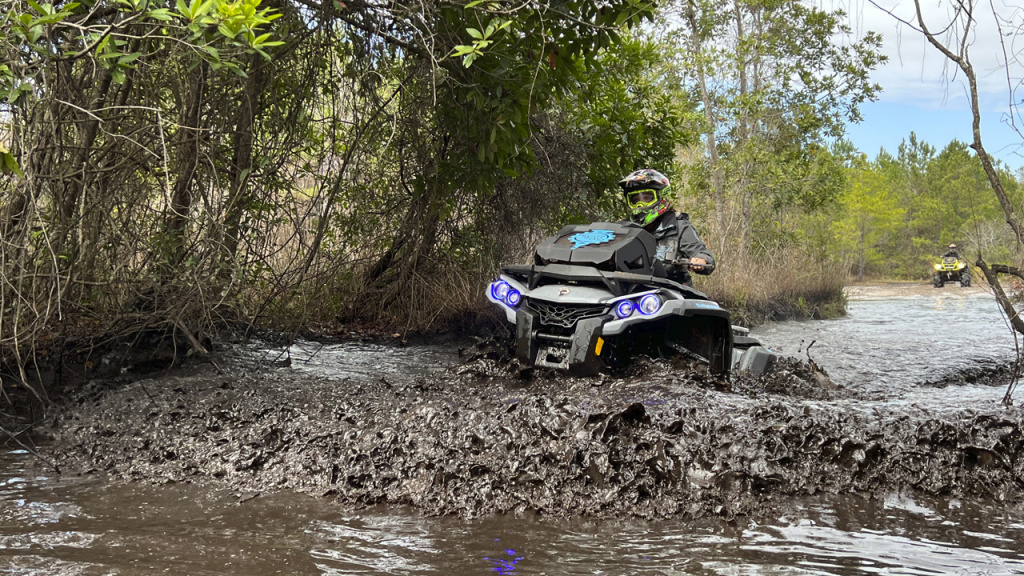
[595, 337, 605, 356]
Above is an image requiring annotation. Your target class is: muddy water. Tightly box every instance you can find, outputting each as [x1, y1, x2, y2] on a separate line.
[752, 286, 1018, 398]
[4, 286, 1024, 574]
[4, 447, 1024, 575]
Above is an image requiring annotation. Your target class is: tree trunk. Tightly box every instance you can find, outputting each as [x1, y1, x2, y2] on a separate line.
[55, 65, 115, 258]
[857, 221, 866, 281]
[223, 55, 266, 260]
[684, 0, 725, 232]
[166, 64, 207, 266]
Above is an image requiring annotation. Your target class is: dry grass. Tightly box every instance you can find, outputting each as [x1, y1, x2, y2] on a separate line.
[696, 247, 848, 328]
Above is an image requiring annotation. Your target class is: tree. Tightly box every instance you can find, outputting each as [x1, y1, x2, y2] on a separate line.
[0, 0, 284, 382]
[669, 0, 885, 254]
[0, 0, 669, 386]
[833, 157, 906, 280]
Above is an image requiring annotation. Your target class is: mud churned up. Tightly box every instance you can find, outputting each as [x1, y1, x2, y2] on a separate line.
[36, 342, 1024, 520]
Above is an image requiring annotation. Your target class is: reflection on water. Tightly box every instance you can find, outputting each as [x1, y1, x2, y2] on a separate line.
[2, 448, 1024, 575]
[482, 544, 523, 575]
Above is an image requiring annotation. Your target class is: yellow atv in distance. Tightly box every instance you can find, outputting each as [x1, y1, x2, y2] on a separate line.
[933, 256, 971, 288]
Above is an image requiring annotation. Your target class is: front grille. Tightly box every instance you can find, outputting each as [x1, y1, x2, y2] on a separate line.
[529, 300, 608, 328]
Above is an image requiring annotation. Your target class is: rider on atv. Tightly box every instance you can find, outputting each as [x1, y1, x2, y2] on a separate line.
[618, 169, 715, 287]
[933, 243, 971, 288]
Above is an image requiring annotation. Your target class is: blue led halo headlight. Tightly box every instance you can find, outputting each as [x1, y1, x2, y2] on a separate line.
[637, 294, 663, 315]
[505, 289, 522, 308]
[490, 280, 510, 301]
[614, 299, 635, 319]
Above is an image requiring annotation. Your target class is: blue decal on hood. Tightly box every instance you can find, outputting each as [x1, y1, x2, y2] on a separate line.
[569, 229, 616, 249]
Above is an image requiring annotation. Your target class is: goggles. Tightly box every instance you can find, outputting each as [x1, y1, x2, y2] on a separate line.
[626, 190, 657, 208]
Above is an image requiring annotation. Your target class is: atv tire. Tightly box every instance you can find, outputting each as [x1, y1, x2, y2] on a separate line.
[933, 275, 944, 288]
[961, 273, 971, 287]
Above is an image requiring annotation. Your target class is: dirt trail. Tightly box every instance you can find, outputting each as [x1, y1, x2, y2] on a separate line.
[844, 280, 991, 300]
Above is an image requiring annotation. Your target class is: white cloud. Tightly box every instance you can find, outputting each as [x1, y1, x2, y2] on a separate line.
[824, 0, 1022, 112]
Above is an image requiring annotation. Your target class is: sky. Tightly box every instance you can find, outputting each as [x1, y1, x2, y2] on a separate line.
[827, 0, 1024, 170]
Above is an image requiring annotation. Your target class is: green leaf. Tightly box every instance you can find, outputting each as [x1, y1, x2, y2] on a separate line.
[93, 33, 111, 56]
[0, 150, 23, 178]
[32, 13, 65, 26]
[118, 52, 141, 64]
[466, 27, 483, 39]
[146, 8, 173, 20]
[224, 61, 247, 76]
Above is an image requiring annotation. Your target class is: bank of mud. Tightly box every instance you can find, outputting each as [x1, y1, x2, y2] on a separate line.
[34, 347, 1024, 520]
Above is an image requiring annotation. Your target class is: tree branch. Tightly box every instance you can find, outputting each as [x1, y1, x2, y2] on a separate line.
[977, 259, 1024, 334]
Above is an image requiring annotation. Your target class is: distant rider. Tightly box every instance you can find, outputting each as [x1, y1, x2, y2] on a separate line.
[942, 243, 962, 260]
[618, 168, 715, 286]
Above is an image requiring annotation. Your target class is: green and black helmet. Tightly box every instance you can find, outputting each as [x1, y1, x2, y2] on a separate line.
[618, 169, 671, 227]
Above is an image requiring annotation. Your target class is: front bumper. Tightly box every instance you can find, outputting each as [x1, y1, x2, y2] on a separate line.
[487, 274, 733, 374]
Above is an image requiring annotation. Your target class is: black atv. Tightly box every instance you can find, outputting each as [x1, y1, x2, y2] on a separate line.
[486, 221, 775, 376]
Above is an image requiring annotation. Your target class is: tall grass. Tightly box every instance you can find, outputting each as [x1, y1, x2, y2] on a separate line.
[695, 242, 848, 328]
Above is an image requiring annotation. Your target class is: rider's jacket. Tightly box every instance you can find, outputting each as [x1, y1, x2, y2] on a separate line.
[638, 211, 715, 286]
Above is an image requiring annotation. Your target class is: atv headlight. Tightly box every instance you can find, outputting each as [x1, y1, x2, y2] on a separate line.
[615, 300, 635, 319]
[933, 264, 943, 271]
[505, 289, 522, 308]
[490, 280, 510, 300]
[637, 294, 662, 315]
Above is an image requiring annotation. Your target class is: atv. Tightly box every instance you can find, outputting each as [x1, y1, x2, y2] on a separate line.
[485, 221, 775, 376]
[933, 256, 971, 288]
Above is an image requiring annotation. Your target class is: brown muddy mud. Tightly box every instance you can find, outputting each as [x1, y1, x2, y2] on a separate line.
[33, 340, 1024, 520]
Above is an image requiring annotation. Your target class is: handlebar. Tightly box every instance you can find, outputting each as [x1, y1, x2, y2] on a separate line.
[670, 257, 715, 275]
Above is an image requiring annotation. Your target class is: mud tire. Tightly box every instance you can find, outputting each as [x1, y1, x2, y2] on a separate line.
[961, 272, 971, 287]
[933, 275, 944, 288]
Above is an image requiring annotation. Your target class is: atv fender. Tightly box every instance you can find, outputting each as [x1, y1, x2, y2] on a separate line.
[665, 313, 733, 374]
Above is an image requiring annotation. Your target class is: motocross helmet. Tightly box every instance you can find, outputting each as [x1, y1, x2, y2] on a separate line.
[619, 169, 671, 227]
